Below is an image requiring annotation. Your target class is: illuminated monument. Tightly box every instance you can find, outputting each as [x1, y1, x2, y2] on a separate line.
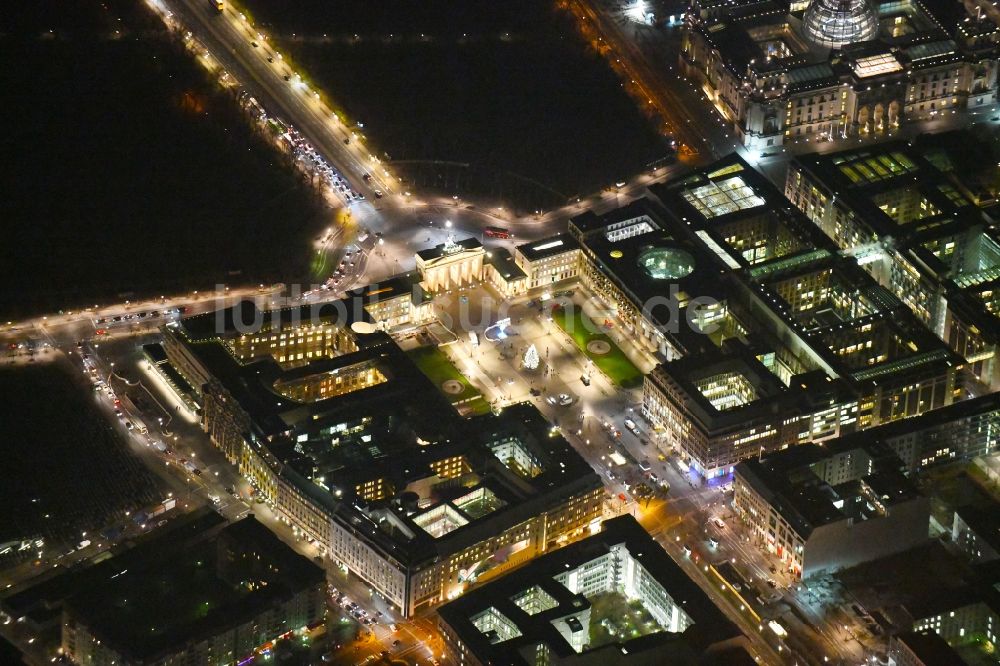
[802, 0, 878, 48]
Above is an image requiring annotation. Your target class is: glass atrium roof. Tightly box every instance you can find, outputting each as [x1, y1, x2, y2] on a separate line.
[680, 175, 766, 219]
[833, 150, 918, 184]
[638, 247, 696, 280]
[852, 53, 903, 78]
[802, 0, 879, 48]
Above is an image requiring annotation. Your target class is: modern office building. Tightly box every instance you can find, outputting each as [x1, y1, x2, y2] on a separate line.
[787, 140, 1000, 390]
[571, 198, 729, 362]
[681, 0, 1000, 149]
[162, 300, 604, 617]
[952, 504, 1000, 564]
[906, 586, 1000, 648]
[437, 515, 751, 666]
[888, 630, 967, 666]
[2, 511, 326, 666]
[734, 438, 930, 577]
[512, 233, 583, 291]
[634, 155, 964, 476]
[343, 271, 436, 332]
[826, 391, 1000, 471]
[485, 247, 529, 297]
[642, 341, 860, 476]
[506, 157, 967, 477]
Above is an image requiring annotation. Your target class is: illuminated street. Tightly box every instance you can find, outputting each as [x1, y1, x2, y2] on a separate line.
[4, 0, 1000, 664]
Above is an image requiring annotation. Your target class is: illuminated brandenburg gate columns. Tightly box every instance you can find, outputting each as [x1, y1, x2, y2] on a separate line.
[415, 235, 486, 292]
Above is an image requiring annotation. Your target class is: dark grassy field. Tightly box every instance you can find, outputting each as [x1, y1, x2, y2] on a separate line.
[0, 0, 329, 318]
[241, 0, 670, 210]
[0, 362, 162, 553]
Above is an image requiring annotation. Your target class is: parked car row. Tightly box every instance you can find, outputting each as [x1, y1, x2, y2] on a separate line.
[283, 127, 364, 203]
[94, 306, 185, 326]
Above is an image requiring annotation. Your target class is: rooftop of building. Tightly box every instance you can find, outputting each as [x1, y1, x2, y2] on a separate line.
[177, 297, 371, 343]
[955, 503, 1000, 552]
[692, 3, 807, 75]
[488, 247, 527, 282]
[345, 271, 432, 307]
[652, 158, 772, 222]
[892, 630, 967, 665]
[785, 282, 958, 387]
[323, 402, 603, 568]
[650, 154, 960, 390]
[689, 0, 986, 80]
[736, 437, 921, 538]
[645, 340, 800, 434]
[568, 198, 666, 238]
[797, 143, 924, 200]
[651, 155, 838, 272]
[437, 515, 746, 666]
[514, 233, 581, 262]
[791, 140, 982, 233]
[416, 236, 483, 262]
[901, 583, 988, 622]
[584, 229, 726, 309]
[172, 301, 449, 437]
[570, 203, 729, 345]
[2, 511, 323, 662]
[785, 61, 840, 93]
[63, 517, 324, 661]
[792, 138, 1000, 342]
[169, 304, 602, 568]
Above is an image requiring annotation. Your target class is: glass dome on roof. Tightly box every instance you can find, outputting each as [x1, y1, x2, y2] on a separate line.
[802, 0, 878, 48]
[637, 247, 695, 280]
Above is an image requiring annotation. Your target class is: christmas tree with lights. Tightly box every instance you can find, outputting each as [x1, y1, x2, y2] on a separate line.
[523, 344, 540, 371]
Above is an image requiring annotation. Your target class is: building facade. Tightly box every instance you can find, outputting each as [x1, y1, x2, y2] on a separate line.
[634, 156, 965, 477]
[512, 234, 582, 291]
[437, 515, 750, 666]
[55, 515, 326, 666]
[734, 440, 930, 577]
[787, 141, 1000, 391]
[682, 0, 1000, 150]
[163, 302, 605, 618]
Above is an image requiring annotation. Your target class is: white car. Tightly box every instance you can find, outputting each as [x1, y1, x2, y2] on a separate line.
[545, 392, 572, 406]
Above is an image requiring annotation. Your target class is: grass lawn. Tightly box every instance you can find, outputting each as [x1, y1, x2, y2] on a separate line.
[407, 345, 484, 407]
[552, 306, 643, 388]
[462, 396, 494, 416]
[588, 592, 663, 648]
